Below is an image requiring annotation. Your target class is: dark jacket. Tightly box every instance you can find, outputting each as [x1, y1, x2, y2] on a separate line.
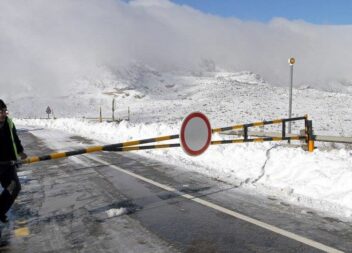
[0, 117, 24, 162]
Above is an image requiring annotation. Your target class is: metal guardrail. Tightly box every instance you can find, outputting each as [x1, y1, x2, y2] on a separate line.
[313, 135, 352, 144]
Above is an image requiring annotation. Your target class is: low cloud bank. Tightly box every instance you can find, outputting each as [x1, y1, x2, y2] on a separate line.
[1, 0, 352, 96]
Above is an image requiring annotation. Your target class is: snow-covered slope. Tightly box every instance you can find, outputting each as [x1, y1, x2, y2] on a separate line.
[9, 68, 352, 137]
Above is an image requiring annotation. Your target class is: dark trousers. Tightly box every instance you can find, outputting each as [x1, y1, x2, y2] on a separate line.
[0, 165, 21, 216]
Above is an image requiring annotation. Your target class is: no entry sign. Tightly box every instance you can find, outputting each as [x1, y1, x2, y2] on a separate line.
[180, 112, 212, 156]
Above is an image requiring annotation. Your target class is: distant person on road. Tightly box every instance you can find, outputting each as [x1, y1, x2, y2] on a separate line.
[0, 99, 27, 223]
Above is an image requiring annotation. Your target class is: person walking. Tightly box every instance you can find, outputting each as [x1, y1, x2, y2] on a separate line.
[0, 99, 27, 223]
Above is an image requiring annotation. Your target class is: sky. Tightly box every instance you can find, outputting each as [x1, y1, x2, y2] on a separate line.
[1, 0, 352, 97]
[171, 0, 352, 25]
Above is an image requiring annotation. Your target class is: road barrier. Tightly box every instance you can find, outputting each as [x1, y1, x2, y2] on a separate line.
[1, 114, 314, 166]
[20, 134, 180, 165]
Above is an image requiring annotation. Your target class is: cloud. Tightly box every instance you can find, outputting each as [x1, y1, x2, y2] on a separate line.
[1, 0, 352, 96]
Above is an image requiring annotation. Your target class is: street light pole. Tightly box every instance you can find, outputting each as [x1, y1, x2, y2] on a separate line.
[288, 57, 295, 139]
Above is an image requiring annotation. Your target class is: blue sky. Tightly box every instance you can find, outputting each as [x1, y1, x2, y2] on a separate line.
[171, 0, 352, 25]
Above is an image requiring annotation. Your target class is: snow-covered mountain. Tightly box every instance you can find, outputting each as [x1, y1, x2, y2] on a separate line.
[8, 67, 352, 138]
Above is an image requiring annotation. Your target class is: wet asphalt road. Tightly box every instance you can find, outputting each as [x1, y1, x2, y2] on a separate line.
[0, 129, 351, 252]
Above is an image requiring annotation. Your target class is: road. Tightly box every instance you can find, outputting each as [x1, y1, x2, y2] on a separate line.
[0, 127, 351, 252]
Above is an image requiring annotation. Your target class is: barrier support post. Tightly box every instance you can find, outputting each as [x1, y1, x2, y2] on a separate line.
[244, 126, 248, 140]
[307, 120, 315, 152]
[282, 120, 286, 139]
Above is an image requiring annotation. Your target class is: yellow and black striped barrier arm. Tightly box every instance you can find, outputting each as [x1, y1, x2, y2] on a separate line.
[211, 136, 305, 145]
[105, 136, 305, 151]
[212, 116, 306, 133]
[24, 135, 304, 158]
[6, 115, 309, 166]
[82, 136, 307, 152]
[104, 143, 181, 152]
[19, 134, 179, 165]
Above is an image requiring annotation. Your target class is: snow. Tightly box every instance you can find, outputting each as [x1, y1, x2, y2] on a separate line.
[14, 72, 352, 220]
[106, 208, 128, 218]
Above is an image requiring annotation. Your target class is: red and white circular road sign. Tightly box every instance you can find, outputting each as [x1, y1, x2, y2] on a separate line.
[180, 112, 212, 156]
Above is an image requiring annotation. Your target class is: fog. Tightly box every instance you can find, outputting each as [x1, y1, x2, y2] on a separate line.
[1, 0, 352, 96]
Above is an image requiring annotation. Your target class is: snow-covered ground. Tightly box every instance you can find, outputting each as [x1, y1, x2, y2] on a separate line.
[13, 70, 352, 221]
